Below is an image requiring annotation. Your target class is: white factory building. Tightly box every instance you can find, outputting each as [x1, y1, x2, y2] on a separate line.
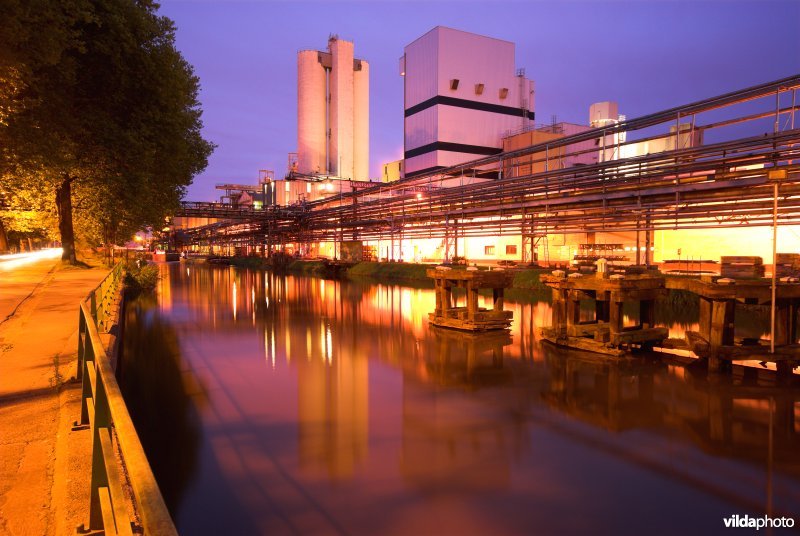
[400, 26, 535, 177]
[297, 36, 369, 181]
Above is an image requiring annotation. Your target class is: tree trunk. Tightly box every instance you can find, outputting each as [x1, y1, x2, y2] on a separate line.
[0, 219, 8, 253]
[56, 175, 76, 264]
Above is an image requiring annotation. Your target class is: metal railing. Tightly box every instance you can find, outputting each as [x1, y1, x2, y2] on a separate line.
[76, 262, 177, 535]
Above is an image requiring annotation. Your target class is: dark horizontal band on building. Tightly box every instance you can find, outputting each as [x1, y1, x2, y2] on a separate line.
[405, 95, 535, 120]
[405, 141, 503, 160]
[404, 165, 446, 178]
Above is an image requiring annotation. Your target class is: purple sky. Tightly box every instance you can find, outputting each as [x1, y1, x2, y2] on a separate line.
[158, 0, 800, 202]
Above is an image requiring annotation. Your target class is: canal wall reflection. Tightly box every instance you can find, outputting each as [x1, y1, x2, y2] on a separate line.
[121, 263, 799, 532]
[118, 293, 204, 518]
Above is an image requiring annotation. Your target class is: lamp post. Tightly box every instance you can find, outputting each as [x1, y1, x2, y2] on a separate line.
[768, 169, 787, 354]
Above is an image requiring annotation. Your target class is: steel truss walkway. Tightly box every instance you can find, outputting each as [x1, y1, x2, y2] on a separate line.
[175, 75, 800, 256]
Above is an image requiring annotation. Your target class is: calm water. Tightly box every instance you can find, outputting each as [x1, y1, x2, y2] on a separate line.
[120, 263, 800, 535]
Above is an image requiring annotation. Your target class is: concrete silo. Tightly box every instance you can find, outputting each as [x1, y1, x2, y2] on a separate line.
[353, 58, 369, 184]
[297, 50, 328, 175]
[329, 38, 354, 178]
[296, 37, 369, 181]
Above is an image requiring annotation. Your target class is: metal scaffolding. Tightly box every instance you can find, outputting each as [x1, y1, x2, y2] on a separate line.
[176, 75, 800, 254]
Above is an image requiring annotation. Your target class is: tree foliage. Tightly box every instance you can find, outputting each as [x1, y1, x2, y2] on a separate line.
[0, 0, 214, 258]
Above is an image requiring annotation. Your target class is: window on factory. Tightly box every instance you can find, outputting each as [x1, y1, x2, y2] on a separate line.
[306, 183, 311, 194]
[474, 83, 484, 95]
[506, 245, 517, 255]
[450, 79, 459, 90]
[285, 182, 290, 193]
[499, 87, 508, 99]
[485, 245, 495, 256]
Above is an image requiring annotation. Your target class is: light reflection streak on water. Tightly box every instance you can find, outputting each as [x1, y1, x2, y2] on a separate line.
[271, 330, 276, 367]
[232, 280, 237, 321]
[325, 325, 333, 364]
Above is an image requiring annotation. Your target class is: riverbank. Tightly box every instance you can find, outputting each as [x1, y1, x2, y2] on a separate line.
[0, 256, 110, 535]
[223, 257, 551, 292]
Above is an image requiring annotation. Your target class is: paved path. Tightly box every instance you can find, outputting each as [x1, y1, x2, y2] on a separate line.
[0, 257, 109, 535]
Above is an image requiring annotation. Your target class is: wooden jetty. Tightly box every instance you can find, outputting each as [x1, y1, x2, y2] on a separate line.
[666, 276, 800, 377]
[539, 270, 669, 356]
[427, 267, 514, 331]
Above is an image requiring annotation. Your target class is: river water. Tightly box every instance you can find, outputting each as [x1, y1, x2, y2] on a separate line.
[119, 263, 800, 535]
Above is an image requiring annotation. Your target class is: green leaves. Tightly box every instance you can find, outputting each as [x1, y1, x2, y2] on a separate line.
[0, 0, 214, 252]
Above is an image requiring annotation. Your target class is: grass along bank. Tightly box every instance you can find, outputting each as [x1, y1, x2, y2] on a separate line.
[222, 257, 552, 294]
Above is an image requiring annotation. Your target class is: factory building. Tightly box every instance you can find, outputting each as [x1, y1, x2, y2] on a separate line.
[297, 36, 369, 181]
[400, 27, 535, 177]
[381, 159, 404, 182]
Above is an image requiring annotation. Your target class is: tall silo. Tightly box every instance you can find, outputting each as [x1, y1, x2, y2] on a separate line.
[353, 59, 369, 181]
[329, 38, 354, 179]
[298, 50, 327, 175]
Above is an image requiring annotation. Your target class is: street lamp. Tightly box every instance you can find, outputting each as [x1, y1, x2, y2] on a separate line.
[768, 168, 787, 354]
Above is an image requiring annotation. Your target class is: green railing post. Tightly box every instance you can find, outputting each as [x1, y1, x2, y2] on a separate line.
[90, 291, 98, 325]
[88, 374, 110, 530]
[77, 310, 86, 381]
[79, 318, 94, 427]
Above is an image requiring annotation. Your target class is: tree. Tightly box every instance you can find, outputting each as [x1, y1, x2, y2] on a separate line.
[0, 0, 213, 262]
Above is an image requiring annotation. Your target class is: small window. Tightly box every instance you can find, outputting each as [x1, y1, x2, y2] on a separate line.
[450, 79, 459, 90]
[285, 182, 291, 193]
[506, 245, 517, 255]
[306, 183, 311, 194]
[474, 83, 484, 95]
[485, 245, 495, 256]
[499, 87, 508, 99]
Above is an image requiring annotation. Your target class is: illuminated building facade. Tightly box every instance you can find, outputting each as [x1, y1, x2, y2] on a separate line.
[400, 27, 535, 177]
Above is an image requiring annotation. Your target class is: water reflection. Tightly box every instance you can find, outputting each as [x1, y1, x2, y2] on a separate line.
[118, 293, 203, 517]
[120, 264, 800, 534]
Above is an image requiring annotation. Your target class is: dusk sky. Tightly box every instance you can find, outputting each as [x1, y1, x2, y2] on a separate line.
[158, 0, 800, 202]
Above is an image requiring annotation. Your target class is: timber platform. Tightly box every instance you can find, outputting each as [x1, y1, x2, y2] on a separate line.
[539, 266, 800, 378]
[427, 267, 514, 331]
[665, 276, 800, 376]
[539, 270, 668, 356]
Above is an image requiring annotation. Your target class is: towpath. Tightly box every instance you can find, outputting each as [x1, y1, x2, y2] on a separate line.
[0, 254, 109, 535]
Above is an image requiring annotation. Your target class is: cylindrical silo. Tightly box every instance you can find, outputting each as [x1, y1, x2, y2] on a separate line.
[353, 59, 369, 181]
[298, 50, 327, 175]
[329, 38, 354, 179]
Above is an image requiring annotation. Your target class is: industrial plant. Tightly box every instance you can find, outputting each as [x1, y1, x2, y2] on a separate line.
[172, 27, 800, 269]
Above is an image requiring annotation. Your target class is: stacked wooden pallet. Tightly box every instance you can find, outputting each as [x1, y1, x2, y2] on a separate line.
[720, 256, 765, 279]
[775, 253, 800, 278]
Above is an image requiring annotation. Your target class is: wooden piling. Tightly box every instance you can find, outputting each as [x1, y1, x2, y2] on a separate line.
[540, 272, 668, 355]
[427, 268, 514, 331]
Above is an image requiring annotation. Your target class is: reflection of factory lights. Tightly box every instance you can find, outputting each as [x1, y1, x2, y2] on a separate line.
[232, 281, 237, 321]
[320, 323, 326, 362]
[264, 329, 275, 368]
[326, 325, 333, 364]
